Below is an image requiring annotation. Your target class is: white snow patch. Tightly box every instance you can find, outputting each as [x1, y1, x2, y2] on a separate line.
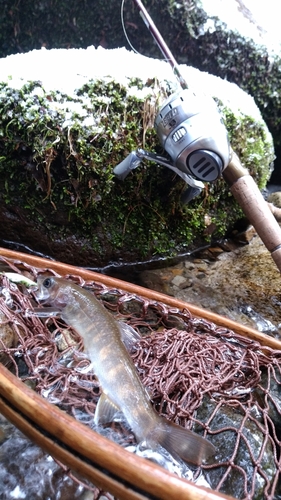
[10, 485, 26, 499]
[0, 45, 264, 123]
[0, 46, 170, 94]
[200, 0, 281, 53]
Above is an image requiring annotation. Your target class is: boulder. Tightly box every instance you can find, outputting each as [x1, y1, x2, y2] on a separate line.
[0, 47, 274, 267]
[1, 1, 280, 184]
[2, 0, 281, 172]
[119, 0, 281, 181]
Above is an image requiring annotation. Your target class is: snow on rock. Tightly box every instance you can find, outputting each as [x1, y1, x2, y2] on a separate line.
[0, 45, 265, 122]
[200, 0, 281, 54]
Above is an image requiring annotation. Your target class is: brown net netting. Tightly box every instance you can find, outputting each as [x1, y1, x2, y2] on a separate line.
[0, 256, 281, 500]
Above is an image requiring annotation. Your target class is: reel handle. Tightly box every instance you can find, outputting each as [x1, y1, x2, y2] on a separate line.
[113, 152, 142, 180]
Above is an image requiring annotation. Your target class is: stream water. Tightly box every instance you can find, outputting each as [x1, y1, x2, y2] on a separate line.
[106, 227, 281, 337]
[0, 414, 92, 500]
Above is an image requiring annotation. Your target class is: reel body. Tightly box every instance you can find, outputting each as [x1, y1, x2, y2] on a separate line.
[156, 89, 230, 182]
[114, 89, 231, 202]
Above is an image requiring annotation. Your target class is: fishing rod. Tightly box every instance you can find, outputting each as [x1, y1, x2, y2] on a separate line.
[130, 0, 188, 90]
[114, 0, 281, 272]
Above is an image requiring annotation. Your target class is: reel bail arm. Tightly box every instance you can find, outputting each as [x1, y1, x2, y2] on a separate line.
[113, 147, 204, 202]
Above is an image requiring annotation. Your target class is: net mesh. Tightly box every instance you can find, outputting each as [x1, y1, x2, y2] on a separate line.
[0, 256, 281, 500]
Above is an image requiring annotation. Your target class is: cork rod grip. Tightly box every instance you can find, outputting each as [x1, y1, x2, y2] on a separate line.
[230, 174, 281, 272]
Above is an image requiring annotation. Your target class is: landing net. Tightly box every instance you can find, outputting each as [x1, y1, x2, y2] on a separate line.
[0, 256, 281, 499]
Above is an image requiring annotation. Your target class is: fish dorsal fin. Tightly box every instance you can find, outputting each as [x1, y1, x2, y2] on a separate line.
[117, 321, 141, 351]
[94, 393, 121, 425]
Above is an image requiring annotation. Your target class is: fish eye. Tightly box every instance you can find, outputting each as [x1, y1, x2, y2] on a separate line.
[43, 277, 53, 289]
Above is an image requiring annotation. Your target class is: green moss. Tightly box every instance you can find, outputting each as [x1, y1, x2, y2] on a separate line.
[1, 0, 280, 164]
[164, 7, 281, 180]
[217, 104, 274, 188]
[0, 70, 274, 264]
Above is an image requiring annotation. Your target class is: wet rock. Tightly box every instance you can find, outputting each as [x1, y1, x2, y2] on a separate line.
[196, 399, 276, 499]
[232, 225, 257, 244]
[0, 311, 16, 348]
[184, 262, 196, 271]
[162, 315, 190, 331]
[268, 192, 281, 208]
[136, 232, 281, 334]
[0, 429, 5, 445]
[0, 414, 13, 445]
[139, 270, 172, 295]
[239, 306, 279, 335]
[118, 297, 146, 316]
[207, 247, 225, 259]
[56, 330, 79, 351]
[195, 272, 206, 280]
[171, 275, 188, 288]
[217, 239, 242, 252]
[0, 310, 17, 366]
[253, 369, 281, 436]
[23, 379, 37, 391]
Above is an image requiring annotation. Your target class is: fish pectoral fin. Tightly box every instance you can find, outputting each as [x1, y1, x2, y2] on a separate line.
[118, 321, 141, 351]
[94, 393, 121, 425]
[26, 306, 61, 318]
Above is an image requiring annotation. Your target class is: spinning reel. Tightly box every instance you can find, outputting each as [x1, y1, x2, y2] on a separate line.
[114, 87, 231, 203]
[113, 0, 281, 272]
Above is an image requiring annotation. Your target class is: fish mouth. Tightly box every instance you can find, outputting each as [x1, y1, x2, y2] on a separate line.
[34, 285, 51, 302]
[34, 276, 69, 309]
[34, 276, 53, 303]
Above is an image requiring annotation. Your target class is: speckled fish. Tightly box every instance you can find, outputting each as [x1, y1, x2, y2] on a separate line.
[35, 275, 215, 464]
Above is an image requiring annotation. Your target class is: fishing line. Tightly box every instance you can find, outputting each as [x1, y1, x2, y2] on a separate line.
[120, 0, 171, 65]
[120, 0, 142, 56]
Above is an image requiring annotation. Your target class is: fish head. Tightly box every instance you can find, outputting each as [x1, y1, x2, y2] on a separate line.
[36, 276, 70, 309]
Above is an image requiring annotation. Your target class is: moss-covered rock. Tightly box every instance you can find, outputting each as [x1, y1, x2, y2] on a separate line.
[0, 48, 274, 267]
[1, 0, 279, 181]
[121, 0, 281, 182]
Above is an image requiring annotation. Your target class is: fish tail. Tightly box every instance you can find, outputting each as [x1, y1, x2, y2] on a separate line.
[154, 418, 215, 465]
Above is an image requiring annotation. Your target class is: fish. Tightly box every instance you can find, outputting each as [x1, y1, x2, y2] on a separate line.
[35, 275, 215, 465]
